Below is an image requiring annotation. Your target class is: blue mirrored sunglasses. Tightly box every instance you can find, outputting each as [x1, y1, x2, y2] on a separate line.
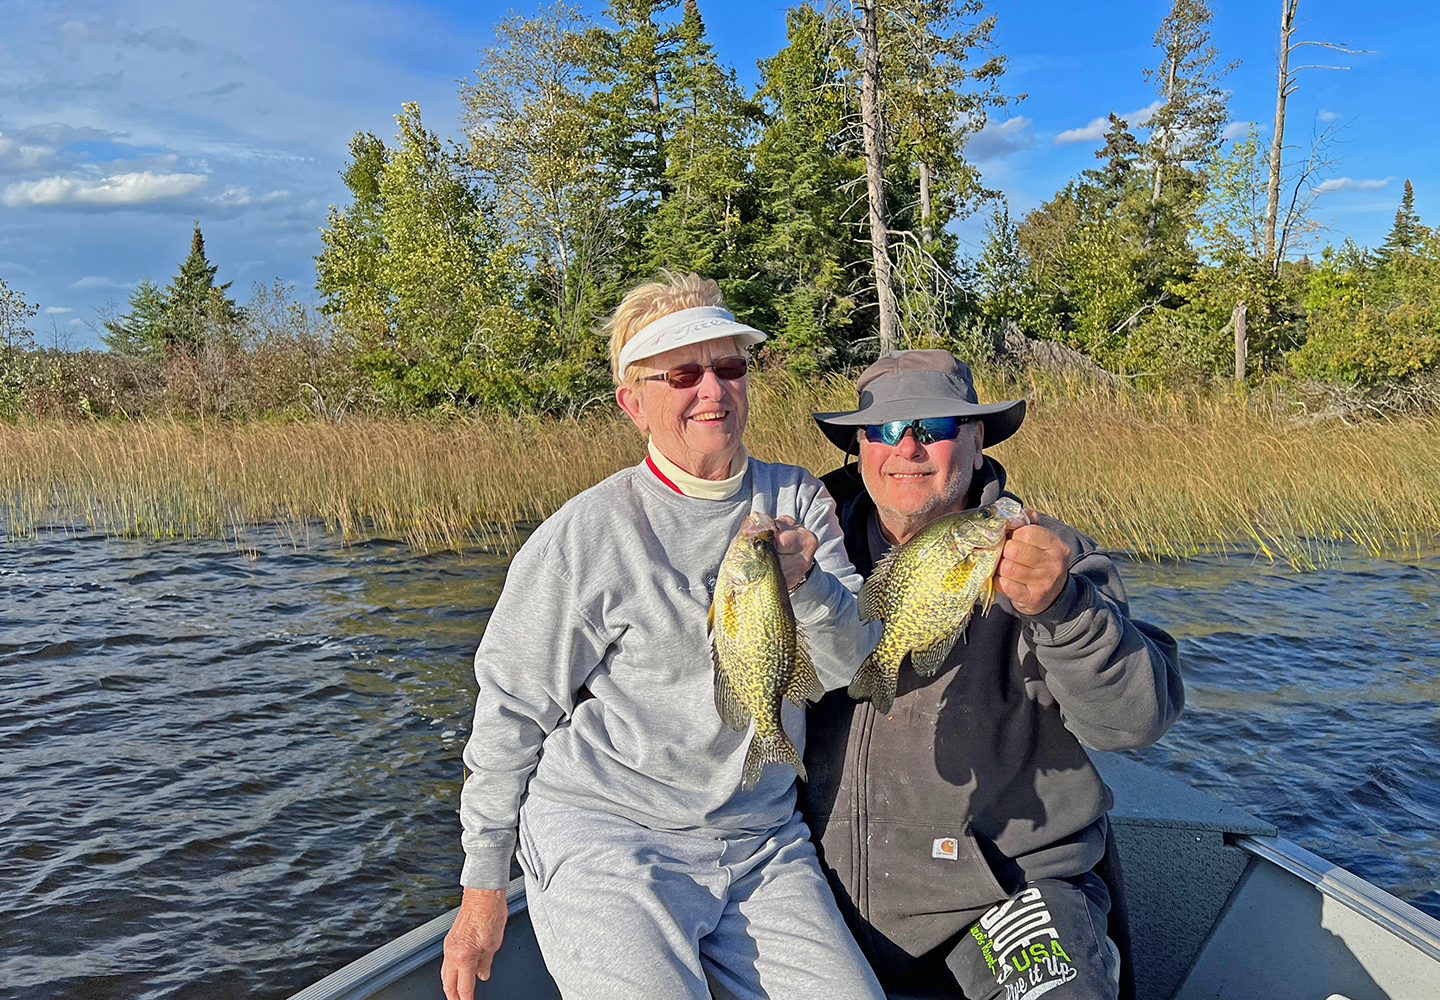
[863, 416, 970, 446]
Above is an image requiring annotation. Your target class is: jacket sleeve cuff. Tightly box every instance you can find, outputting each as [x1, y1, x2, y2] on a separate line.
[1023, 574, 1092, 641]
[459, 842, 516, 890]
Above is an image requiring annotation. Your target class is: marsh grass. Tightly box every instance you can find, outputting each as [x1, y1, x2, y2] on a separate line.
[4, 369, 1439, 567]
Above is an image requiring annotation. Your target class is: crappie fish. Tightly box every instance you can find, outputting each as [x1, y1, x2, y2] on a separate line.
[709, 512, 823, 791]
[849, 497, 1027, 715]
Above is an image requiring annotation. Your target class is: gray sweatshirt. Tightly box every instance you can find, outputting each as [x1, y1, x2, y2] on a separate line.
[458, 457, 879, 889]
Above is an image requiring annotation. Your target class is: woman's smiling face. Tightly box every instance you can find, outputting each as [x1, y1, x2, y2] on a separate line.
[616, 336, 749, 481]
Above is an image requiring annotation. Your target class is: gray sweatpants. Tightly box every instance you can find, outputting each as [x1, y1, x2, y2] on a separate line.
[517, 794, 886, 1000]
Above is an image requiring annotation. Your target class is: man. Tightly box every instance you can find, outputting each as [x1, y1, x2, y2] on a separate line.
[800, 350, 1183, 1000]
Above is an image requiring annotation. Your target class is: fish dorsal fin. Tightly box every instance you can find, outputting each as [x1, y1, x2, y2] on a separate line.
[785, 625, 823, 707]
[860, 549, 900, 621]
[712, 649, 750, 731]
[911, 628, 964, 677]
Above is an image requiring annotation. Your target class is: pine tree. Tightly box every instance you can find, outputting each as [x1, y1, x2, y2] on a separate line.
[750, 3, 863, 371]
[585, 0, 685, 209]
[884, 0, 1008, 246]
[1381, 179, 1422, 258]
[644, 0, 759, 281]
[1081, 113, 1143, 211]
[164, 223, 242, 353]
[1144, 0, 1234, 207]
[100, 277, 170, 356]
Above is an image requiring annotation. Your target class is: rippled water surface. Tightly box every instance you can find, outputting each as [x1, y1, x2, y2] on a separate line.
[2, 529, 1437, 1000]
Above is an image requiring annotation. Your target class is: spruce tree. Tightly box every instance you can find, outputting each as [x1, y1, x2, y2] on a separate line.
[645, 0, 758, 281]
[164, 223, 241, 353]
[1082, 113, 1143, 211]
[750, 4, 863, 371]
[1381, 179, 1422, 258]
[100, 277, 170, 356]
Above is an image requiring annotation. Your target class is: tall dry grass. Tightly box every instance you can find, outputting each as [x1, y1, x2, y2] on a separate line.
[4, 369, 1439, 566]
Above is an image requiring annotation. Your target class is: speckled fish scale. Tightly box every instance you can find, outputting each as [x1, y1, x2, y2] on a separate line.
[850, 498, 1023, 715]
[709, 512, 823, 791]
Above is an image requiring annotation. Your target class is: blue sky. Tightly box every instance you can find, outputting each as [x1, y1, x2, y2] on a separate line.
[1, 0, 1431, 348]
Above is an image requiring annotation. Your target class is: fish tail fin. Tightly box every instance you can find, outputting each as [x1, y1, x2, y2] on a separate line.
[848, 651, 895, 715]
[741, 731, 806, 791]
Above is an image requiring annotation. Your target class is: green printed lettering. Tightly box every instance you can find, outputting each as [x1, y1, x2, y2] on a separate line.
[1050, 941, 1070, 962]
[1012, 951, 1031, 972]
[1029, 943, 1049, 960]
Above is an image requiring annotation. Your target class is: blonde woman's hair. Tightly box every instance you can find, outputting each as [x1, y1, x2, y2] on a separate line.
[605, 271, 726, 387]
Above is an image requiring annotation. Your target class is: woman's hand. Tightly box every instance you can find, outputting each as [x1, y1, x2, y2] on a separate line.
[441, 887, 509, 1000]
[772, 516, 819, 592]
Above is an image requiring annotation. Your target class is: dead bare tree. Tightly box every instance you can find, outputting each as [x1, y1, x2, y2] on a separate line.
[1263, 0, 1370, 271]
[856, 0, 900, 356]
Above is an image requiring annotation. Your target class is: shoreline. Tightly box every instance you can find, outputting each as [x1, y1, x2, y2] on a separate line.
[5, 377, 1439, 569]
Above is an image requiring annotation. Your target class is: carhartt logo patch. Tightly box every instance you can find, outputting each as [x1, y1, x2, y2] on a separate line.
[932, 837, 959, 860]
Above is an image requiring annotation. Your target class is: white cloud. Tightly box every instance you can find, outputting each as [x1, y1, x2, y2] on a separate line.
[1054, 101, 1162, 145]
[1, 171, 209, 207]
[1222, 121, 1254, 140]
[44, 306, 72, 313]
[1316, 176, 1393, 194]
[968, 117, 1034, 161]
[1317, 109, 1343, 122]
[208, 186, 290, 208]
[1055, 117, 1110, 145]
[72, 276, 134, 289]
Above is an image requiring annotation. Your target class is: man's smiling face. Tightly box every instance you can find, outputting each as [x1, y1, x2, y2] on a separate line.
[859, 418, 985, 543]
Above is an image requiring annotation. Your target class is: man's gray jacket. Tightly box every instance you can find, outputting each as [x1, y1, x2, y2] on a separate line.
[800, 456, 1184, 978]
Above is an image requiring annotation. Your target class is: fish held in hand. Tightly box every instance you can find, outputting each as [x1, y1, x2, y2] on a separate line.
[850, 498, 1027, 715]
[709, 512, 823, 791]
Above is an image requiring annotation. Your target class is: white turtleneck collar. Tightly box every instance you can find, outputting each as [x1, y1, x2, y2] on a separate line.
[647, 439, 748, 500]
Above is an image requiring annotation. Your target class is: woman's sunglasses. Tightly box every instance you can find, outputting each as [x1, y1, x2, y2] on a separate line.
[641, 356, 749, 389]
[863, 416, 971, 446]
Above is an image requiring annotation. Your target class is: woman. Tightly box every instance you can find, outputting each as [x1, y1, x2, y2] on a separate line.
[440, 273, 884, 1000]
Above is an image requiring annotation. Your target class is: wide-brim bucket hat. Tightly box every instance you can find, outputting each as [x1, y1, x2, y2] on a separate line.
[813, 349, 1025, 452]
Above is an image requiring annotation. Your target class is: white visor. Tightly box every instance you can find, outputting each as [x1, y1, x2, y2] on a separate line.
[618, 306, 767, 372]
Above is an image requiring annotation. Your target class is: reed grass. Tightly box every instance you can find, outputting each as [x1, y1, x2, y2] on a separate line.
[4, 370, 1439, 567]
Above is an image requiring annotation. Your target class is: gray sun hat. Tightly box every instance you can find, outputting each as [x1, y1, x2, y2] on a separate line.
[813, 350, 1025, 452]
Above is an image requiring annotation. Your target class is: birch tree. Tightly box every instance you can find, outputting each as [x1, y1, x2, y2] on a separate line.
[463, 2, 617, 343]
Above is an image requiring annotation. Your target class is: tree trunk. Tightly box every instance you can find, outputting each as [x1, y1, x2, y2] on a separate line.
[858, 0, 899, 356]
[1233, 299, 1248, 382]
[918, 159, 933, 244]
[1151, 55, 1176, 205]
[1265, 0, 1299, 268]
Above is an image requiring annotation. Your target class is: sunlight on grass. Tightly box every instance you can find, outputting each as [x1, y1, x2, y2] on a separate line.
[4, 369, 1439, 568]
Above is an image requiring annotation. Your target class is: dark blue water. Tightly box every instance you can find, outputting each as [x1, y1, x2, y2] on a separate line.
[1, 529, 1437, 1000]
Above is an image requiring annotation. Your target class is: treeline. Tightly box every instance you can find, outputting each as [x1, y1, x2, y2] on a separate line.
[2, 0, 1438, 424]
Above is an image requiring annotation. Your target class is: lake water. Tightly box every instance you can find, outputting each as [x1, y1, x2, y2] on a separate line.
[2, 527, 1437, 1000]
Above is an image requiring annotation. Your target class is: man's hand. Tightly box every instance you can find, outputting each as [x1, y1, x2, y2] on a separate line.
[995, 509, 1071, 616]
[772, 516, 819, 592]
[441, 887, 508, 1000]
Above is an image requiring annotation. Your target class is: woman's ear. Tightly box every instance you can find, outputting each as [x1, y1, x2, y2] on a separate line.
[616, 383, 649, 433]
